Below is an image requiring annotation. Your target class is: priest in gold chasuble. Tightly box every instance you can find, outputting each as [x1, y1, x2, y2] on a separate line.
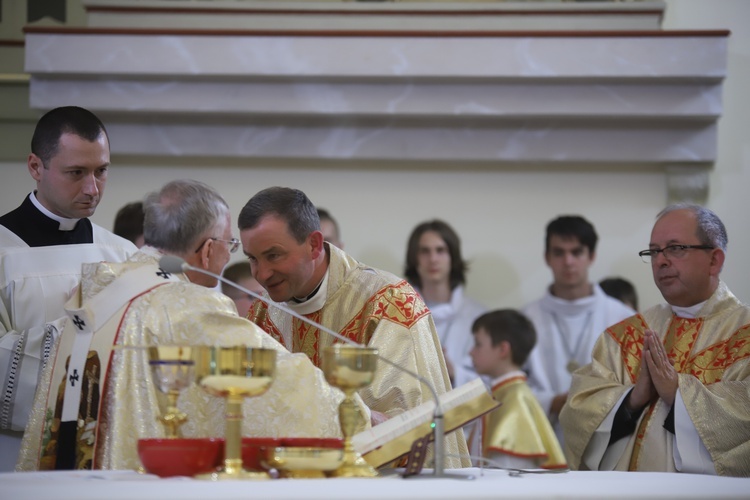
[241, 187, 470, 469]
[561, 205, 750, 477]
[17, 180, 360, 471]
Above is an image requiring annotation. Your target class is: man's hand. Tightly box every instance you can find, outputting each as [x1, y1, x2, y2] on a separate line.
[628, 330, 658, 411]
[371, 410, 390, 426]
[644, 329, 679, 406]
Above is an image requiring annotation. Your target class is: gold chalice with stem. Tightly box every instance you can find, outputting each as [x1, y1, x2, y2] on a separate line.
[148, 346, 196, 438]
[322, 344, 379, 478]
[194, 346, 276, 480]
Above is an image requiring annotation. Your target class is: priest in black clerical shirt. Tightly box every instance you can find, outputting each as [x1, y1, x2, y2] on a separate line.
[0, 106, 137, 471]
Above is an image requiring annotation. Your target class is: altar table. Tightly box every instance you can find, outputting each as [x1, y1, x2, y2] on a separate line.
[3, 468, 749, 500]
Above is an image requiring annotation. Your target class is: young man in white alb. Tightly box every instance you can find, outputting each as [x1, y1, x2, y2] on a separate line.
[522, 215, 634, 445]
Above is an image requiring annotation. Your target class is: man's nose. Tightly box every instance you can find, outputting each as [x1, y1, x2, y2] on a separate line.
[652, 250, 671, 267]
[253, 261, 273, 282]
[81, 172, 99, 196]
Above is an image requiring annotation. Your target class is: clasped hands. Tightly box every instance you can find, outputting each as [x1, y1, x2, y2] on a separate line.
[627, 329, 679, 412]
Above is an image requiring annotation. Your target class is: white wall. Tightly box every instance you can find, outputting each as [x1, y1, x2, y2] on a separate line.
[660, 0, 750, 306]
[1, 0, 747, 312]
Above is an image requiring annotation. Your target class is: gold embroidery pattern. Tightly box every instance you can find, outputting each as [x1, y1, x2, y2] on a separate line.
[249, 282, 430, 367]
[293, 311, 323, 366]
[629, 317, 697, 469]
[339, 281, 430, 345]
[629, 317, 698, 469]
[628, 404, 656, 471]
[665, 317, 702, 372]
[606, 314, 648, 383]
[689, 324, 750, 384]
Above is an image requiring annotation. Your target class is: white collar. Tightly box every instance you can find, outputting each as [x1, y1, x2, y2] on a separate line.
[286, 267, 330, 315]
[30, 191, 81, 231]
[670, 300, 707, 319]
[490, 369, 527, 388]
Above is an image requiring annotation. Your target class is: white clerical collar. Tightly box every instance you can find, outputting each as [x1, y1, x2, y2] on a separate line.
[30, 191, 81, 231]
[286, 268, 330, 315]
[670, 300, 707, 319]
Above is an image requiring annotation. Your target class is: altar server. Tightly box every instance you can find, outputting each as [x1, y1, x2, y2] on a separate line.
[0, 107, 137, 470]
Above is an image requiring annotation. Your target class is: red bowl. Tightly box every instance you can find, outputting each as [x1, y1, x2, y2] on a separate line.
[239, 437, 282, 471]
[138, 438, 222, 478]
[280, 437, 343, 449]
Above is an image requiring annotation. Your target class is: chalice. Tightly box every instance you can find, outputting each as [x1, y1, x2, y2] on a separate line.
[194, 346, 276, 480]
[148, 346, 195, 438]
[322, 344, 379, 478]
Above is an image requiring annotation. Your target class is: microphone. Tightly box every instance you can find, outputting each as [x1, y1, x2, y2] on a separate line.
[158, 254, 455, 478]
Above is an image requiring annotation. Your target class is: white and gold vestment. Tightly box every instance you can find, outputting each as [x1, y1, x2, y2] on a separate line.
[18, 247, 359, 471]
[248, 244, 471, 468]
[561, 282, 750, 477]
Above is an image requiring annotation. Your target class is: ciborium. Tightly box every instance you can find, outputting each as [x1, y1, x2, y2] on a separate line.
[264, 445, 343, 479]
[322, 344, 379, 478]
[148, 346, 195, 438]
[194, 346, 276, 480]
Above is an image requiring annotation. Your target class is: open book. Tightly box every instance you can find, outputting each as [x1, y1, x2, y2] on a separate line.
[352, 378, 500, 468]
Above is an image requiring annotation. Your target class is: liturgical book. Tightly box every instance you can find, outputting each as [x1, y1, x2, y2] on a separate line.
[353, 378, 500, 467]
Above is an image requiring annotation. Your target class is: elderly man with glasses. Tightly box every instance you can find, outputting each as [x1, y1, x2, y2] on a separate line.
[17, 179, 365, 471]
[561, 204, 750, 477]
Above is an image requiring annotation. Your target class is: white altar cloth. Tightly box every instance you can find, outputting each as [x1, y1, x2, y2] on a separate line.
[2, 468, 748, 500]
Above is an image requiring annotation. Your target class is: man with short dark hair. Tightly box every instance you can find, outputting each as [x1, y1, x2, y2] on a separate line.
[561, 204, 750, 476]
[0, 106, 136, 470]
[522, 215, 634, 445]
[239, 187, 470, 469]
[600, 276, 639, 311]
[113, 201, 145, 248]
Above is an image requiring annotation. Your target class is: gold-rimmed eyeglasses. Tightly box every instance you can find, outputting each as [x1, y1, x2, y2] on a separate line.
[194, 237, 240, 254]
[638, 244, 714, 263]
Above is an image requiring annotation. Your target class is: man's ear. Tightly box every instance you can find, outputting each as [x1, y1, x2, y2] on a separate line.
[193, 238, 213, 270]
[28, 153, 43, 181]
[309, 230, 325, 259]
[710, 248, 726, 277]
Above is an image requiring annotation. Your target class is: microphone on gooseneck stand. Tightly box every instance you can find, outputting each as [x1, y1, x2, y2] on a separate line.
[158, 254, 459, 479]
